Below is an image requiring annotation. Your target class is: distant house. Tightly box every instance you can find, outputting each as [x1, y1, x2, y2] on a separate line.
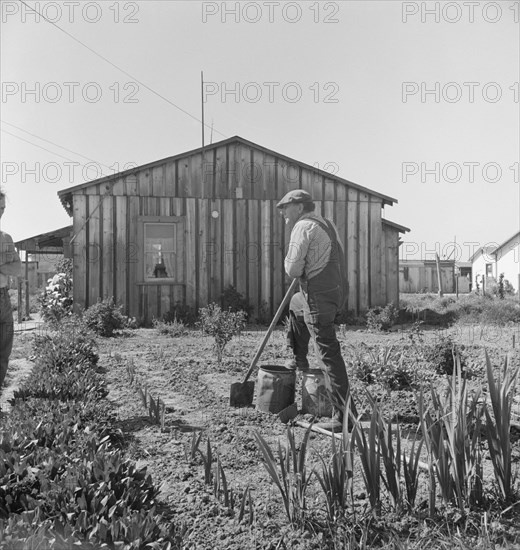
[57, 136, 409, 323]
[470, 232, 520, 293]
[399, 259, 471, 294]
[15, 226, 73, 293]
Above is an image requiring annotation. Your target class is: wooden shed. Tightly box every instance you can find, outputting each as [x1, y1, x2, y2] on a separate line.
[57, 136, 408, 323]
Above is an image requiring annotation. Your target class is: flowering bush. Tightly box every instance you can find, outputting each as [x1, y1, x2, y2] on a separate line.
[38, 271, 73, 326]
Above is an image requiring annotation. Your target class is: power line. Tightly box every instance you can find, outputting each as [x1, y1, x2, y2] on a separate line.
[1, 120, 108, 166]
[1, 129, 111, 178]
[18, 0, 227, 139]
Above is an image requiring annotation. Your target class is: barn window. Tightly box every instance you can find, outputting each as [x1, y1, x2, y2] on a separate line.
[144, 223, 176, 281]
[485, 263, 493, 277]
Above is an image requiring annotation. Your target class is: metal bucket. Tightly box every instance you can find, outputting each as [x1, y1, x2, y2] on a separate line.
[302, 369, 333, 417]
[256, 365, 296, 414]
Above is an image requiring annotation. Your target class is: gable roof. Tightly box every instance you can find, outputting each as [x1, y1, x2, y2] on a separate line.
[469, 245, 498, 263]
[468, 230, 520, 262]
[57, 135, 398, 214]
[495, 230, 520, 255]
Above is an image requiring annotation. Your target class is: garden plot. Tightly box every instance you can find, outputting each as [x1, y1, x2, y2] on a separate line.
[3, 317, 520, 549]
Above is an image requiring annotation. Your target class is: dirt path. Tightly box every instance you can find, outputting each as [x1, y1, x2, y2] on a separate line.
[0, 358, 33, 414]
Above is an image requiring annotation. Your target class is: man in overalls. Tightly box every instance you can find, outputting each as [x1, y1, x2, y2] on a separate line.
[277, 189, 352, 431]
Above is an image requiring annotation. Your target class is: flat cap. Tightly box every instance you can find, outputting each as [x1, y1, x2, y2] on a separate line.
[276, 189, 314, 209]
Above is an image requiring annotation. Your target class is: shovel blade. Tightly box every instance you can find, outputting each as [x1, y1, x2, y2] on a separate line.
[230, 381, 255, 407]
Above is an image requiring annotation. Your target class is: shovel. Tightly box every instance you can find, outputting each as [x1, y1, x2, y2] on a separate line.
[229, 278, 299, 407]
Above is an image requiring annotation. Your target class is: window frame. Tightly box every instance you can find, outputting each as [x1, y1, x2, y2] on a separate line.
[137, 215, 183, 284]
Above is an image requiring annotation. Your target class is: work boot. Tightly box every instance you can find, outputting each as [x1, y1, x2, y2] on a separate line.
[284, 357, 310, 372]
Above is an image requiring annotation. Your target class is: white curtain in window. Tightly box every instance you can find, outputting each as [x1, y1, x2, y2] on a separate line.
[144, 223, 175, 280]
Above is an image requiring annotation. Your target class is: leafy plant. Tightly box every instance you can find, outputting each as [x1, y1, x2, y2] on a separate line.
[220, 285, 253, 319]
[38, 270, 73, 326]
[316, 424, 354, 523]
[163, 303, 198, 326]
[198, 303, 246, 364]
[138, 383, 149, 409]
[401, 428, 424, 511]
[198, 437, 214, 485]
[213, 454, 232, 508]
[420, 355, 485, 510]
[237, 486, 254, 525]
[423, 335, 466, 376]
[148, 393, 166, 431]
[82, 297, 127, 337]
[254, 426, 314, 529]
[126, 358, 136, 385]
[0, 354, 178, 549]
[185, 431, 204, 463]
[31, 317, 98, 371]
[152, 316, 187, 337]
[374, 400, 403, 512]
[352, 407, 382, 515]
[365, 303, 398, 332]
[484, 352, 519, 502]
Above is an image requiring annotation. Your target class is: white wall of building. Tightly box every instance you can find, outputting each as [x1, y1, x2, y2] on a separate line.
[496, 236, 520, 292]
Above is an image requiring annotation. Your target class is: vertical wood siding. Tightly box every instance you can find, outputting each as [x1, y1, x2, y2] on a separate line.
[71, 141, 401, 322]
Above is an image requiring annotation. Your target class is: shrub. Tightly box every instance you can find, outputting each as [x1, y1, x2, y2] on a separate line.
[345, 344, 376, 384]
[335, 308, 365, 326]
[422, 334, 466, 376]
[490, 274, 515, 299]
[163, 303, 198, 326]
[479, 299, 520, 325]
[377, 355, 420, 391]
[198, 303, 247, 364]
[82, 297, 127, 337]
[368, 345, 419, 390]
[366, 303, 398, 332]
[220, 285, 253, 319]
[38, 271, 73, 326]
[152, 316, 187, 337]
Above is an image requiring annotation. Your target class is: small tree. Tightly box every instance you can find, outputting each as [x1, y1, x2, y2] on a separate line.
[198, 303, 246, 364]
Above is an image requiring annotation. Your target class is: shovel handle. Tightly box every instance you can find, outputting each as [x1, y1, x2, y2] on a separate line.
[241, 278, 299, 384]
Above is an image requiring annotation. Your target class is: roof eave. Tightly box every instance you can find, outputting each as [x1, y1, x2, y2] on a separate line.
[57, 135, 399, 207]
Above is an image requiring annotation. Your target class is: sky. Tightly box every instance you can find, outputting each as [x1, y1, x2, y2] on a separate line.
[1, 0, 519, 263]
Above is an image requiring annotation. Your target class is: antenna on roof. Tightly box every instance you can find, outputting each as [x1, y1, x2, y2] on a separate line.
[201, 71, 205, 153]
[210, 119, 214, 144]
[201, 71, 206, 191]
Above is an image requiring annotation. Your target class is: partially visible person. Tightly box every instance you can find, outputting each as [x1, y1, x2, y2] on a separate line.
[277, 189, 354, 432]
[0, 188, 22, 395]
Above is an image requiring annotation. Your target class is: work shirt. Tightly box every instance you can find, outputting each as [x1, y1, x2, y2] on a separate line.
[285, 213, 343, 282]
